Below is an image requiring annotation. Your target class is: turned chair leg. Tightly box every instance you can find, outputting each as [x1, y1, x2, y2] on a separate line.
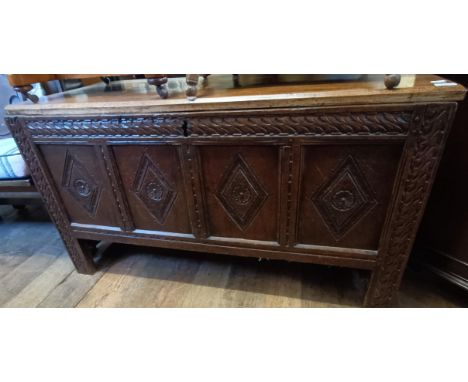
[384, 74, 401, 89]
[186, 74, 199, 101]
[233, 74, 241, 87]
[146, 75, 169, 99]
[14, 85, 39, 103]
[101, 76, 111, 85]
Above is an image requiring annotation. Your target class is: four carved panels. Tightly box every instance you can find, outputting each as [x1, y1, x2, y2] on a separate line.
[39, 141, 403, 250]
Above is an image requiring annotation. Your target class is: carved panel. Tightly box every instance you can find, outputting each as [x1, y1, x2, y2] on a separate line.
[217, 154, 268, 230]
[26, 117, 184, 137]
[312, 156, 377, 239]
[62, 151, 102, 216]
[366, 104, 457, 307]
[40, 145, 120, 227]
[133, 154, 177, 224]
[113, 146, 192, 233]
[200, 145, 279, 241]
[298, 144, 403, 250]
[189, 111, 411, 137]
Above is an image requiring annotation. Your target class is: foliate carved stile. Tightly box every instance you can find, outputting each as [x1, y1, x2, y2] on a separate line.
[98, 145, 135, 231]
[178, 145, 209, 238]
[5, 117, 96, 274]
[278, 143, 301, 247]
[278, 145, 293, 246]
[365, 103, 457, 307]
[189, 111, 412, 137]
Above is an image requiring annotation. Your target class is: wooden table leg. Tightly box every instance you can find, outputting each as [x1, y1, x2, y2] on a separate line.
[146, 75, 169, 99]
[186, 74, 199, 101]
[233, 74, 241, 87]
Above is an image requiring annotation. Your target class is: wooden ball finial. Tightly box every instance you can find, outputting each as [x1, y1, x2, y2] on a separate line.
[384, 74, 401, 89]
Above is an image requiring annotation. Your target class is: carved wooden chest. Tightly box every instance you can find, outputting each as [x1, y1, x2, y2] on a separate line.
[5, 75, 466, 307]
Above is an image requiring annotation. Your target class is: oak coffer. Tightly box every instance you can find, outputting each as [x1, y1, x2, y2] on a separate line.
[5, 74, 466, 307]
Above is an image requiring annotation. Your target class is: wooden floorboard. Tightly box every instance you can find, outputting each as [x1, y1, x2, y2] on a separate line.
[0, 207, 56, 280]
[38, 268, 106, 308]
[0, 205, 467, 308]
[4, 255, 75, 308]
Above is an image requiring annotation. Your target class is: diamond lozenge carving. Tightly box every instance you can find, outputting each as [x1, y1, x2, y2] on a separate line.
[312, 156, 377, 239]
[217, 154, 268, 230]
[62, 151, 102, 216]
[133, 154, 177, 224]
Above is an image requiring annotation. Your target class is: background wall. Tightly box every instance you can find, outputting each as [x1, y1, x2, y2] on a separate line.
[0, 74, 18, 136]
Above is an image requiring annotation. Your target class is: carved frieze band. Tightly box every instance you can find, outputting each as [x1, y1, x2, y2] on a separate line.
[23, 110, 411, 138]
[5, 117, 95, 273]
[365, 103, 457, 307]
[26, 117, 184, 137]
[189, 111, 412, 137]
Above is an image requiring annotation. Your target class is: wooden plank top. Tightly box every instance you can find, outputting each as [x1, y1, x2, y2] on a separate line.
[5, 74, 466, 117]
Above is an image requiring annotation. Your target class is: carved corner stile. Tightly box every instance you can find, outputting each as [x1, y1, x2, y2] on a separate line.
[364, 103, 457, 307]
[5, 117, 97, 274]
